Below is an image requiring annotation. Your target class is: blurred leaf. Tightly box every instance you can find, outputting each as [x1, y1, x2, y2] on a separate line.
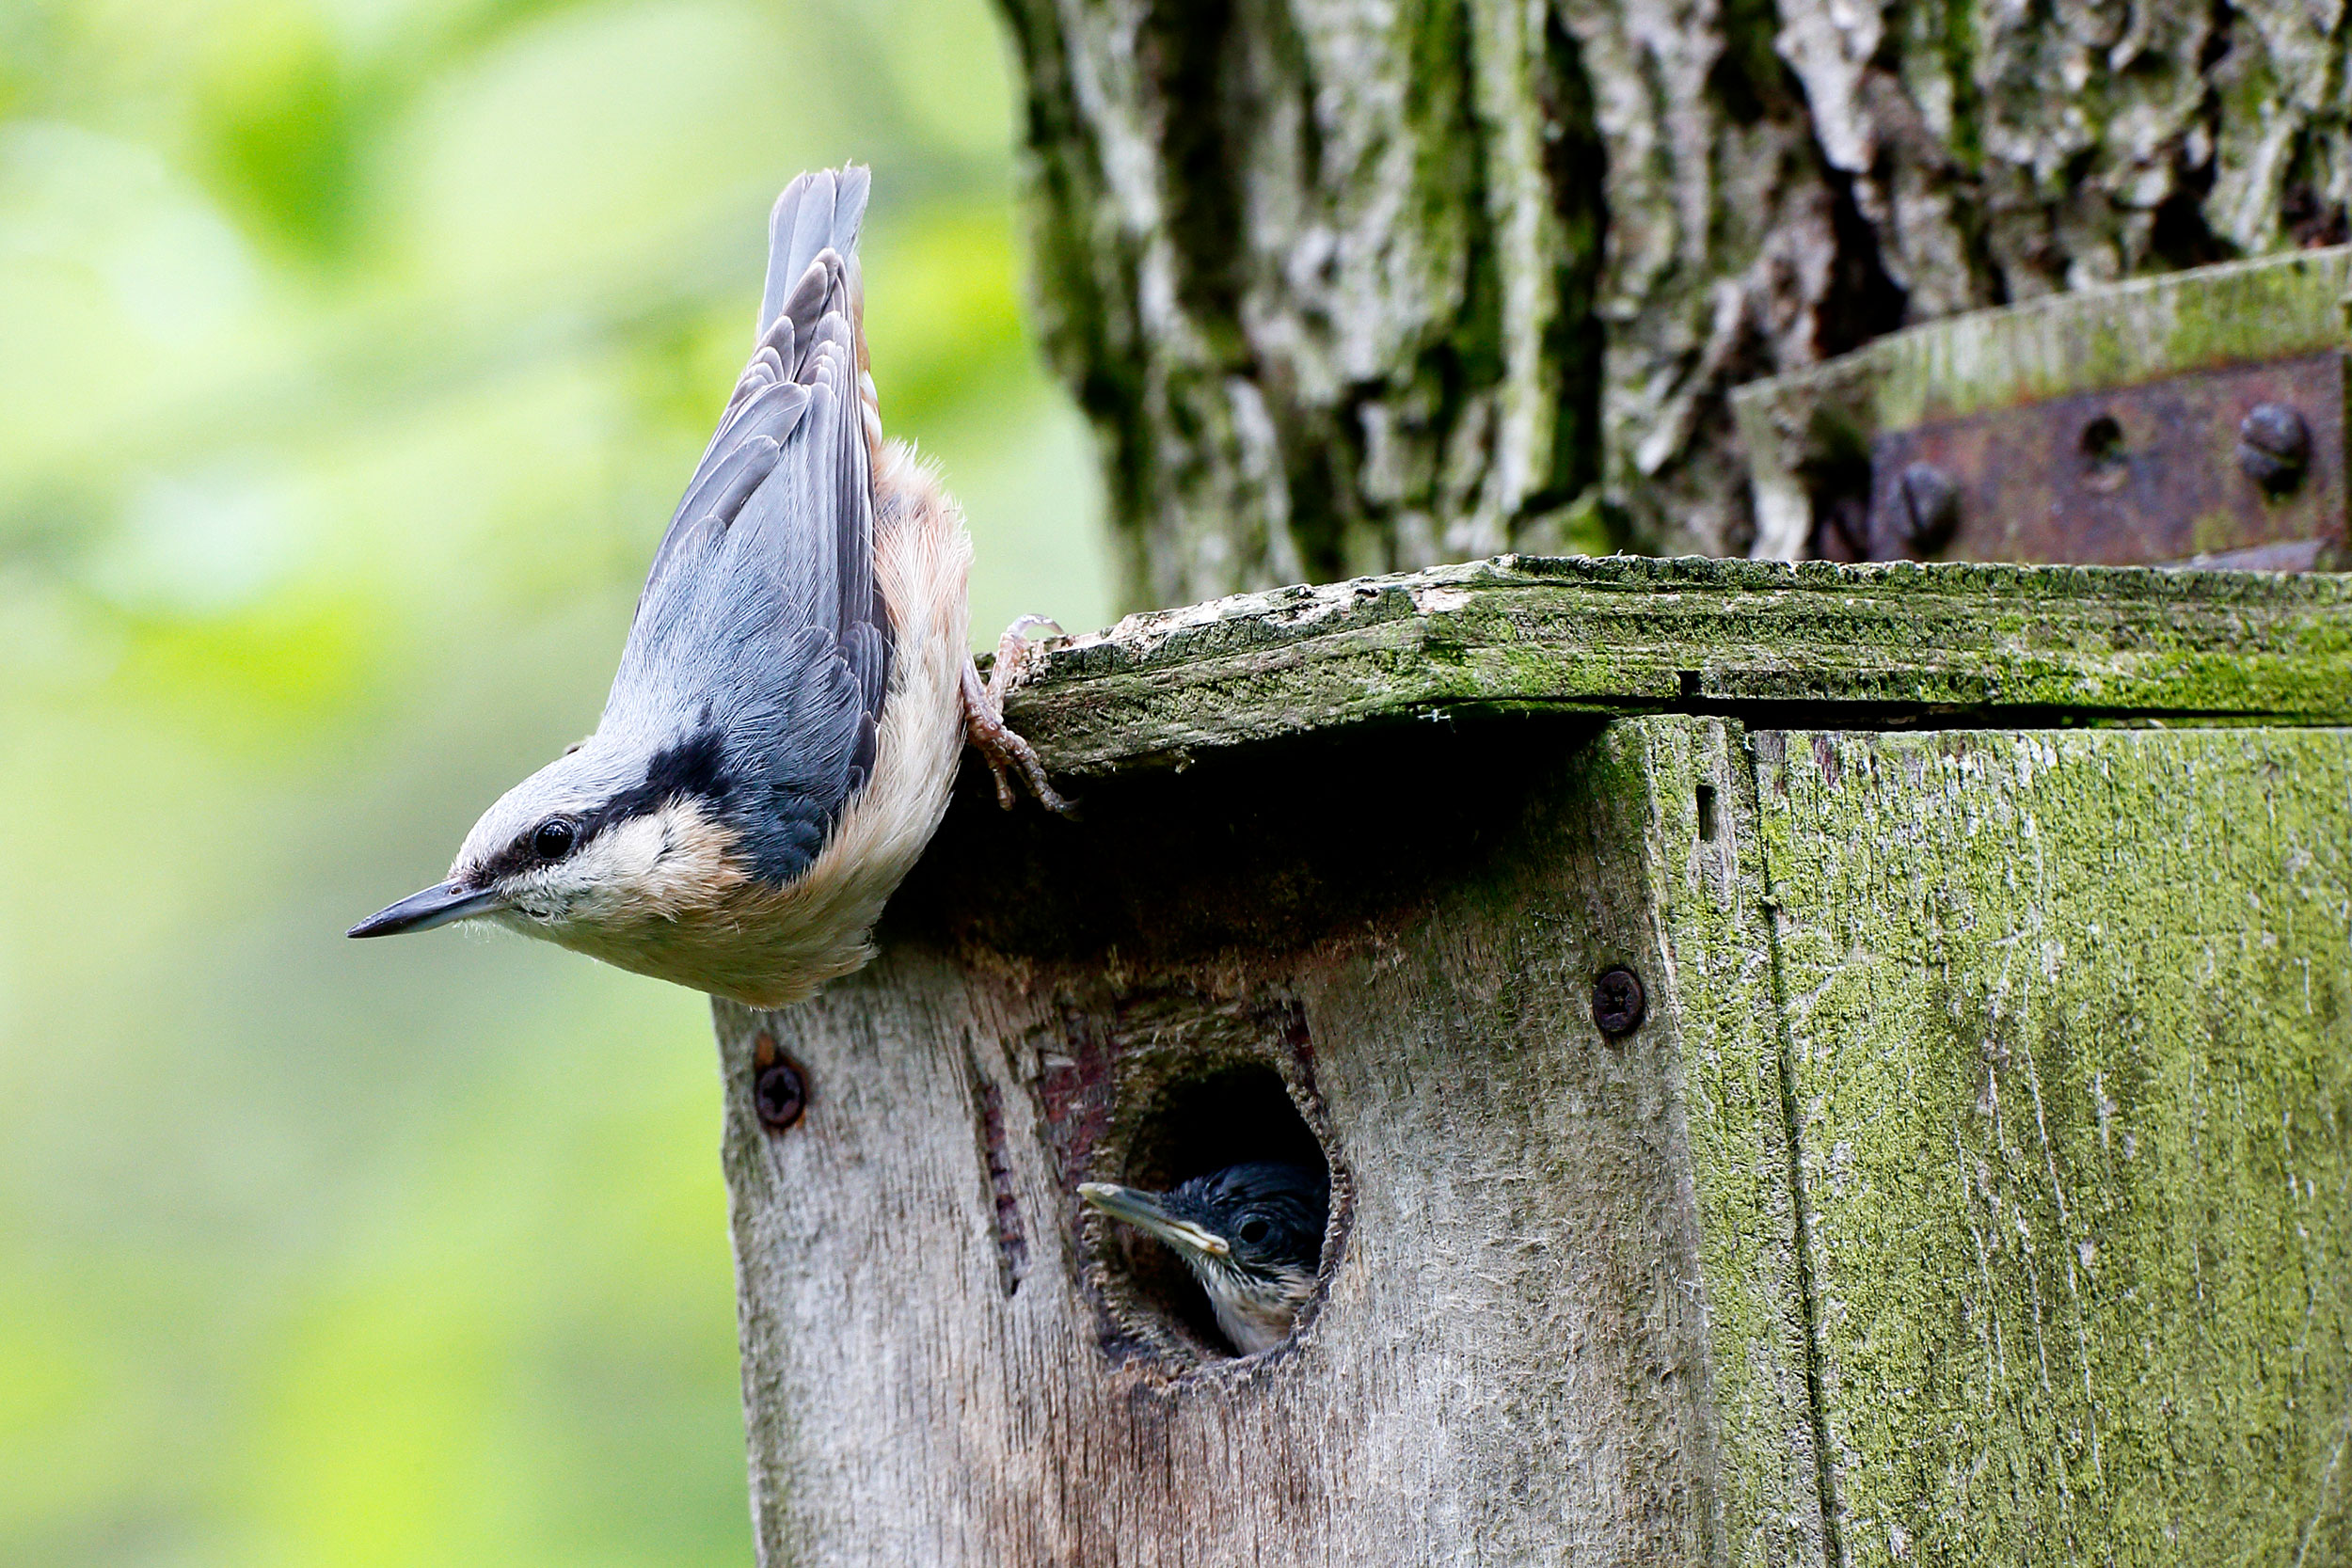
[0, 0, 1110, 1561]
[865, 202, 1033, 426]
[197, 9, 378, 264]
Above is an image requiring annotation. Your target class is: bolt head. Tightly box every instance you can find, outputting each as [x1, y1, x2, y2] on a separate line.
[2236, 403, 2311, 494]
[1868, 462, 1962, 559]
[1894, 463, 1961, 554]
[1593, 967, 1646, 1036]
[755, 1056, 807, 1131]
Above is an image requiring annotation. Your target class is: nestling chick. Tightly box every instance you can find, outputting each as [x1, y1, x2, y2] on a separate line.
[1080, 1163, 1328, 1355]
[349, 166, 1067, 1006]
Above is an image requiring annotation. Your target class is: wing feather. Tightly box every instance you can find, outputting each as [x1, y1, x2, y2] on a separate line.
[604, 166, 892, 886]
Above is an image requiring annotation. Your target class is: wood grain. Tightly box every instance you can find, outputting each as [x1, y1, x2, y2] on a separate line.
[1004, 556, 2352, 774]
[718, 567, 2352, 1562]
[1756, 725, 2352, 1564]
[718, 718, 1804, 1564]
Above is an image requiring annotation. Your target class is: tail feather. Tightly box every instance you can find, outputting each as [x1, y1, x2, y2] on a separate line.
[760, 166, 870, 336]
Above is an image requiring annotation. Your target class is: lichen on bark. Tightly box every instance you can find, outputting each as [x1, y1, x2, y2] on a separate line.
[993, 0, 2351, 599]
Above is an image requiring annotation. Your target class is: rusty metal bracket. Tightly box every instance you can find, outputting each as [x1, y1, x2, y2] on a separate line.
[1866, 352, 2344, 566]
[1734, 247, 2352, 568]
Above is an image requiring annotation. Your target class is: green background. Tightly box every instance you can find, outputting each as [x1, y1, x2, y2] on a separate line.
[0, 0, 1111, 1560]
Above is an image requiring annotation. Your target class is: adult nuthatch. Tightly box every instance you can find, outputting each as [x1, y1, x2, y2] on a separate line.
[350, 166, 1066, 1006]
[1081, 1163, 1328, 1354]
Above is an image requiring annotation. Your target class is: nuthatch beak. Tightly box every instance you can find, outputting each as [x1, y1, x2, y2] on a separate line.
[1081, 1163, 1328, 1355]
[347, 880, 504, 938]
[1078, 1181, 1234, 1259]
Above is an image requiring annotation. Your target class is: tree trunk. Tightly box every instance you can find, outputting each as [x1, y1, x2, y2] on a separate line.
[992, 0, 2350, 602]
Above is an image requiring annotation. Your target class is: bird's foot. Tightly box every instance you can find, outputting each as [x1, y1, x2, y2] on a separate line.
[986, 614, 1061, 708]
[963, 616, 1073, 815]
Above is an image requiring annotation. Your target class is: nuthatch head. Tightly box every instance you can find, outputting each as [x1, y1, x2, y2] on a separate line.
[350, 166, 1066, 1006]
[1081, 1163, 1328, 1355]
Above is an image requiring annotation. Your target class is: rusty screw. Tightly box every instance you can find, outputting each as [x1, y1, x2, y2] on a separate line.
[755, 1059, 806, 1130]
[1891, 463, 1962, 556]
[2236, 403, 2310, 494]
[753, 1040, 806, 1132]
[1592, 966, 1646, 1036]
[1870, 462, 1961, 559]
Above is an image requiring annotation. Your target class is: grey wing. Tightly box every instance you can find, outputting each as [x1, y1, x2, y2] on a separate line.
[605, 166, 892, 886]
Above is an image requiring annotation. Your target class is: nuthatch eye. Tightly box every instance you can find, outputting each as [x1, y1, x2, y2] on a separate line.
[1081, 1163, 1328, 1355]
[350, 166, 1068, 1006]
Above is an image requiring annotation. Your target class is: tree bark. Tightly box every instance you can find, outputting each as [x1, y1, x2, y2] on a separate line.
[992, 0, 2351, 602]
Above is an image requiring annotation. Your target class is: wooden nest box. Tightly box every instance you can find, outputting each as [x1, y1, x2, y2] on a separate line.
[714, 556, 2352, 1565]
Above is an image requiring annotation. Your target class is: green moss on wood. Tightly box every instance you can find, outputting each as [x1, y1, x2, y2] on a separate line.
[1733, 249, 2352, 560]
[1617, 715, 1836, 1565]
[1867, 245, 2352, 427]
[1752, 726, 2352, 1564]
[1004, 554, 2352, 774]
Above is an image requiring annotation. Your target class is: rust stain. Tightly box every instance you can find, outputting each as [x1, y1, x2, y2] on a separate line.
[1865, 352, 2346, 566]
[1813, 735, 1843, 790]
[976, 1077, 1028, 1295]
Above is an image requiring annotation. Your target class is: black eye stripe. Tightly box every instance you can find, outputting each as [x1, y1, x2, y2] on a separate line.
[469, 728, 733, 887]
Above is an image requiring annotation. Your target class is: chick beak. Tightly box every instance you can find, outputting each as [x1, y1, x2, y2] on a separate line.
[1078, 1181, 1232, 1260]
[347, 880, 506, 939]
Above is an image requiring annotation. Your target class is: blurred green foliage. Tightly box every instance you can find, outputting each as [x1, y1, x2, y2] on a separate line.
[0, 0, 1109, 1560]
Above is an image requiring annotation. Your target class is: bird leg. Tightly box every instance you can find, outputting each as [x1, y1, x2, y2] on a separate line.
[962, 615, 1073, 815]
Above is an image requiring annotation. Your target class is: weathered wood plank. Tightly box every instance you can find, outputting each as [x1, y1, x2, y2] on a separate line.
[1737, 246, 2352, 453]
[1753, 725, 2352, 1563]
[721, 556, 2352, 1563]
[1006, 555, 2352, 774]
[1619, 716, 1834, 1567]
[716, 720, 1809, 1565]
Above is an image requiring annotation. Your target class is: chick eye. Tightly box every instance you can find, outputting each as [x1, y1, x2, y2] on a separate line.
[1237, 1216, 1270, 1245]
[530, 818, 579, 861]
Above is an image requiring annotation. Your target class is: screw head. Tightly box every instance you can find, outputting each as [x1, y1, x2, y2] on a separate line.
[754, 1048, 806, 1131]
[1895, 463, 1961, 554]
[1869, 463, 1962, 558]
[2236, 403, 2311, 494]
[1592, 967, 1646, 1036]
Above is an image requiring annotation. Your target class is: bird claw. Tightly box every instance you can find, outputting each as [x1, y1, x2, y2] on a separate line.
[986, 615, 1063, 708]
[964, 617, 1074, 816]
